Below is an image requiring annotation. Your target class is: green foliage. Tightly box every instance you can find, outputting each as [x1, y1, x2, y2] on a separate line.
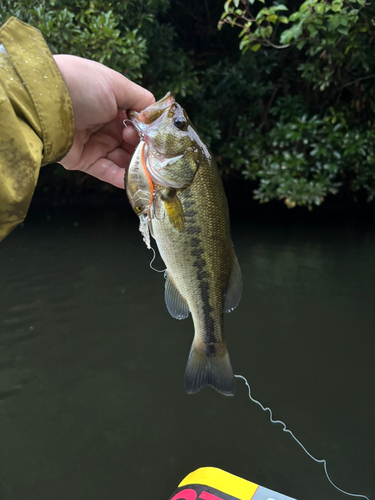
[217, 0, 375, 208]
[0, 0, 150, 80]
[0, 0, 199, 95]
[1, 0, 374, 208]
[219, 0, 364, 53]
[242, 100, 375, 208]
[141, 22, 199, 98]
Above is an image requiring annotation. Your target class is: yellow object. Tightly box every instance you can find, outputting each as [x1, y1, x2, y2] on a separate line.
[0, 17, 74, 242]
[170, 467, 296, 500]
[179, 468, 258, 499]
[161, 188, 185, 232]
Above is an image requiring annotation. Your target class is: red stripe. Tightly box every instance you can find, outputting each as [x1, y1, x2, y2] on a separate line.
[141, 142, 154, 198]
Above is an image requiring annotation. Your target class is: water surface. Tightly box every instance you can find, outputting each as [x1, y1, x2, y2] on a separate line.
[0, 205, 374, 500]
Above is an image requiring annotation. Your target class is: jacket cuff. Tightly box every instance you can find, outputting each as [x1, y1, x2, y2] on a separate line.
[0, 17, 74, 165]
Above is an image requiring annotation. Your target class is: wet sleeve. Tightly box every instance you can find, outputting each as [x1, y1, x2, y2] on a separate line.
[0, 17, 74, 242]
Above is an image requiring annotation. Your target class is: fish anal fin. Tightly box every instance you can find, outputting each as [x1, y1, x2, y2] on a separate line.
[224, 255, 242, 314]
[161, 188, 184, 232]
[184, 343, 235, 396]
[165, 272, 190, 320]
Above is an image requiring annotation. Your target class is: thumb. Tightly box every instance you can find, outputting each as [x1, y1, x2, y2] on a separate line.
[110, 71, 155, 112]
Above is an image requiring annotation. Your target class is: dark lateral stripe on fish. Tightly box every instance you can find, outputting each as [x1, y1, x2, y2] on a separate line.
[197, 277, 216, 353]
[184, 209, 197, 218]
[190, 236, 201, 248]
[191, 252, 208, 276]
[186, 225, 201, 235]
[183, 190, 218, 354]
[189, 229, 217, 353]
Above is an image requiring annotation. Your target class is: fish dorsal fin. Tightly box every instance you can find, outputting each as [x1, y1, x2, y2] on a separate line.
[165, 272, 190, 320]
[224, 255, 242, 313]
[161, 188, 184, 232]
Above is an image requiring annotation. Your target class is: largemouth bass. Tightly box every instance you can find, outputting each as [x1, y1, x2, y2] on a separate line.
[126, 92, 242, 396]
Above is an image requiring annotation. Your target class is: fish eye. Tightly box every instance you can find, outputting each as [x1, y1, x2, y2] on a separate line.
[174, 118, 186, 130]
[135, 206, 142, 213]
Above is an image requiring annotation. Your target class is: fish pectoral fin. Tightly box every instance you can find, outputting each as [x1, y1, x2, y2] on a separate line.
[161, 189, 185, 232]
[224, 255, 242, 313]
[165, 271, 190, 320]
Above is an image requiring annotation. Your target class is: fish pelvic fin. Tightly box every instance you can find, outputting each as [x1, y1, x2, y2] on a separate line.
[164, 271, 190, 319]
[184, 343, 235, 396]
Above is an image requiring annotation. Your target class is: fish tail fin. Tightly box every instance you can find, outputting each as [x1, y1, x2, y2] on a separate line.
[184, 343, 235, 396]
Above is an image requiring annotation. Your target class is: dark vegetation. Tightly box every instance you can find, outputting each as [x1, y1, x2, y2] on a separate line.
[1, 0, 375, 212]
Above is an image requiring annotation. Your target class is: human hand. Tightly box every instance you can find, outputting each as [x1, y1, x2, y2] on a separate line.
[54, 55, 154, 189]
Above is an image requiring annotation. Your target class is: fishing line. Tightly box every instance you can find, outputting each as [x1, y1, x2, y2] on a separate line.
[149, 245, 166, 273]
[235, 374, 370, 500]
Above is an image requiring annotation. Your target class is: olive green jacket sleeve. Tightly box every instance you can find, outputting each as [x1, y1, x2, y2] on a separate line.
[0, 17, 74, 242]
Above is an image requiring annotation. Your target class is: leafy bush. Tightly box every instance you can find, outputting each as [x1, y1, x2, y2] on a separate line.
[1, 0, 374, 208]
[216, 0, 375, 207]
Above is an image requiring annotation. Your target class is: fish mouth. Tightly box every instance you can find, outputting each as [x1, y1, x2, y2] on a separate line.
[127, 92, 175, 127]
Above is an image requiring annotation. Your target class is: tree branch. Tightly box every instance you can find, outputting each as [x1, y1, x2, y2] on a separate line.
[340, 74, 375, 90]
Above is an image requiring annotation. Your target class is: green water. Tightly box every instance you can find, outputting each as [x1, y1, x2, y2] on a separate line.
[0, 205, 374, 500]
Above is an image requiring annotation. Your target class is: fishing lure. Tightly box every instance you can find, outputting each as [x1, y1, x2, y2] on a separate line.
[125, 140, 154, 249]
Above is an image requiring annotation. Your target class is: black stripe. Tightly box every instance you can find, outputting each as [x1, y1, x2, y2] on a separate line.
[189, 223, 216, 354]
[184, 209, 197, 218]
[186, 225, 201, 235]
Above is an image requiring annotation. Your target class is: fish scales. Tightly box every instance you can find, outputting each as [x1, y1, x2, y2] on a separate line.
[153, 159, 233, 351]
[127, 92, 242, 396]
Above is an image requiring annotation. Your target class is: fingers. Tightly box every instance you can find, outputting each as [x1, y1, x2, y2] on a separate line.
[122, 124, 141, 145]
[58, 103, 143, 188]
[75, 139, 132, 189]
[106, 147, 131, 169]
[61, 122, 122, 172]
[55, 55, 154, 131]
[62, 143, 132, 189]
[88, 142, 137, 188]
[83, 156, 129, 189]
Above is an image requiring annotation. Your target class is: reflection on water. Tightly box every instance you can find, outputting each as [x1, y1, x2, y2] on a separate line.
[0, 206, 374, 500]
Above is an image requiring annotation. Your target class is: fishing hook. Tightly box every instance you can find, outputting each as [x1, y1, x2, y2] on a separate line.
[123, 118, 144, 140]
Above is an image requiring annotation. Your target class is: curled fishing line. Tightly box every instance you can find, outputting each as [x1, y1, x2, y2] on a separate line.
[234, 374, 370, 500]
[149, 244, 166, 274]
